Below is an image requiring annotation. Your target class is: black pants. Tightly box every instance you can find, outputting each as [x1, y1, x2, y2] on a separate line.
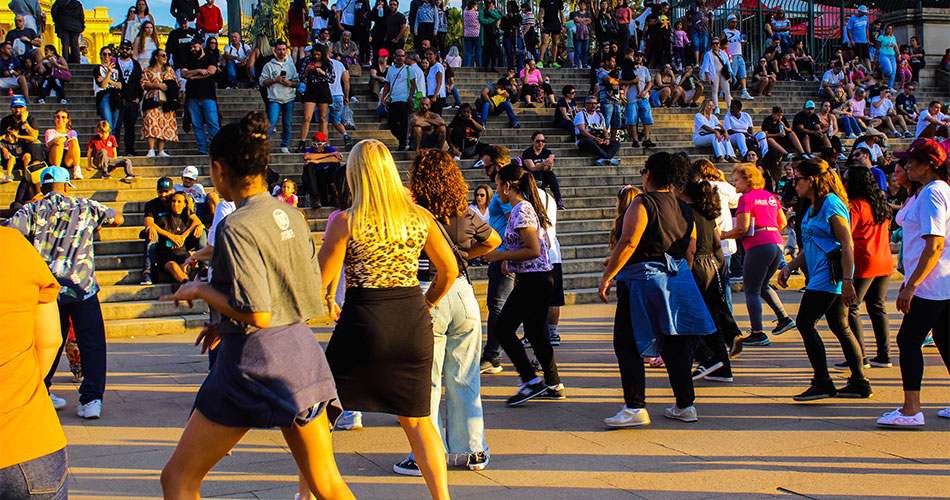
[116, 100, 140, 155]
[897, 296, 949, 391]
[58, 30, 81, 64]
[482, 41, 500, 69]
[692, 255, 738, 371]
[532, 169, 561, 202]
[39, 74, 67, 101]
[388, 101, 410, 148]
[577, 137, 621, 159]
[848, 275, 891, 359]
[614, 281, 701, 409]
[303, 161, 341, 206]
[417, 22, 435, 47]
[46, 294, 107, 405]
[495, 270, 559, 386]
[429, 96, 445, 116]
[796, 289, 866, 382]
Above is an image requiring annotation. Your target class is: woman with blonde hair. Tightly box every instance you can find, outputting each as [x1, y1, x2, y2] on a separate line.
[319, 139, 457, 499]
[132, 20, 160, 70]
[721, 164, 795, 347]
[777, 158, 872, 401]
[44, 109, 81, 177]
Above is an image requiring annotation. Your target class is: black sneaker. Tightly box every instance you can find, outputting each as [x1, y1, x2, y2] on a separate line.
[548, 332, 561, 346]
[393, 457, 422, 476]
[479, 360, 502, 374]
[793, 380, 837, 401]
[630, 140, 641, 148]
[537, 383, 566, 399]
[140, 271, 152, 286]
[692, 361, 724, 381]
[294, 141, 307, 153]
[642, 139, 657, 148]
[869, 355, 892, 368]
[704, 365, 734, 383]
[396, 144, 407, 151]
[506, 380, 547, 406]
[744, 332, 771, 346]
[772, 317, 796, 335]
[467, 451, 489, 471]
[833, 358, 870, 371]
[837, 377, 873, 398]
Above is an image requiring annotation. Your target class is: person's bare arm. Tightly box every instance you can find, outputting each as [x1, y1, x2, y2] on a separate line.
[598, 197, 648, 302]
[467, 229, 502, 259]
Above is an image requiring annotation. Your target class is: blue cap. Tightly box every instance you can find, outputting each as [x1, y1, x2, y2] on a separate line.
[858, 5, 868, 13]
[40, 166, 75, 187]
[804, 100, 816, 109]
[10, 96, 26, 108]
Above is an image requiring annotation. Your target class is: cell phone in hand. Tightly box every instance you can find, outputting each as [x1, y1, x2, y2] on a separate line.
[280, 70, 287, 77]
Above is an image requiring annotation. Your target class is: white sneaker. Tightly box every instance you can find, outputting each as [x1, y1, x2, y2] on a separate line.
[60, 98, 68, 104]
[145, 150, 156, 157]
[77, 399, 102, 419]
[72, 168, 83, 180]
[604, 407, 651, 428]
[876, 408, 924, 427]
[49, 393, 66, 410]
[740, 90, 754, 100]
[280, 147, 291, 154]
[664, 404, 698, 422]
[936, 407, 950, 419]
[335, 410, 363, 430]
[157, 151, 170, 157]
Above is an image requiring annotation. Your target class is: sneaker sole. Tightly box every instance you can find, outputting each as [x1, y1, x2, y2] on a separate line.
[549, 339, 561, 346]
[663, 413, 698, 423]
[480, 366, 503, 375]
[877, 421, 925, 427]
[704, 376, 734, 383]
[793, 393, 836, 402]
[604, 416, 652, 428]
[869, 361, 893, 368]
[692, 361, 724, 381]
[743, 339, 771, 346]
[507, 387, 548, 407]
[392, 465, 423, 477]
[537, 393, 566, 400]
[467, 463, 488, 471]
[836, 391, 873, 399]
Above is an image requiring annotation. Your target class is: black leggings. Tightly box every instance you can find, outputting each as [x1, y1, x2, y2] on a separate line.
[495, 270, 560, 386]
[796, 289, 866, 382]
[614, 281, 701, 409]
[693, 255, 739, 370]
[532, 170, 562, 202]
[848, 275, 890, 359]
[896, 296, 949, 391]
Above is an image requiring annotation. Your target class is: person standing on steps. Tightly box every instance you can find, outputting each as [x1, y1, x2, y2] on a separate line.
[326, 51, 352, 150]
[260, 40, 299, 154]
[6, 165, 125, 420]
[380, 49, 415, 151]
[599, 152, 716, 428]
[319, 139, 456, 500]
[538, 0, 563, 68]
[141, 49, 179, 158]
[778, 158, 873, 402]
[722, 14, 753, 101]
[49, 0, 83, 64]
[181, 37, 219, 155]
[721, 164, 795, 346]
[478, 145, 512, 375]
[114, 40, 144, 157]
[618, 50, 656, 149]
[158, 112, 354, 500]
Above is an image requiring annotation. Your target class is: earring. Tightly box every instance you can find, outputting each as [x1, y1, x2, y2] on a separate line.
[504, 189, 509, 196]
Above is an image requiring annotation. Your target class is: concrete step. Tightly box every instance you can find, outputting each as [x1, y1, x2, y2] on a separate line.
[100, 298, 207, 321]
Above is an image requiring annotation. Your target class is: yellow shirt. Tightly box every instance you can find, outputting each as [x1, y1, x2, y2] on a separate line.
[0, 226, 67, 468]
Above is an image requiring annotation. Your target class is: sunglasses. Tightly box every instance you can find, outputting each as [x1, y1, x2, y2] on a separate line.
[535, 139, 545, 143]
[476, 193, 487, 197]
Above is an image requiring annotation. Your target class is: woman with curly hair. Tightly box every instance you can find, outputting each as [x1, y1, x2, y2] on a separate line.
[391, 149, 501, 476]
[778, 158, 872, 401]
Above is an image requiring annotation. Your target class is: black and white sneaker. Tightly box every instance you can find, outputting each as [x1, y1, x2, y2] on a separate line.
[506, 380, 548, 406]
[691, 361, 724, 381]
[467, 451, 489, 471]
[393, 458, 423, 477]
[704, 365, 734, 383]
[743, 332, 771, 346]
[548, 332, 561, 346]
[869, 355, 892, 368]
[833, 358, 870, 371]
[537, 383, 566, 399]
[772, 317, 796, 335]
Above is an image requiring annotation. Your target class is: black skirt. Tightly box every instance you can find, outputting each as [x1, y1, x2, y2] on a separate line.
[194, 323, 342, 429]
[326, 286, 433, 417]
[303, 82, 333, 104]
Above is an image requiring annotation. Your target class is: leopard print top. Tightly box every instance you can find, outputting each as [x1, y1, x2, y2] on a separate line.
[344, 214, 428, 288]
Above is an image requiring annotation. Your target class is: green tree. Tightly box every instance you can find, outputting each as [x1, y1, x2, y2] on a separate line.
[447, 7, 462, 52]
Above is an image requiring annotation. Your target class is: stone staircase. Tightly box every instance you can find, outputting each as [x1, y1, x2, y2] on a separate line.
[2, 64, 946, 338]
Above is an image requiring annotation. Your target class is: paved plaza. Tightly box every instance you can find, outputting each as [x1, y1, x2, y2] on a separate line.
[53, 285, 949, 499]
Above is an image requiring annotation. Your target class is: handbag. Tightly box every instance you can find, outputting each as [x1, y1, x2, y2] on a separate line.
[51, 67, 71, 82]
[824, 247, 844, 285]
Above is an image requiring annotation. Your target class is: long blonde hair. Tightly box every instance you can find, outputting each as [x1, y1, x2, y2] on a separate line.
[346, 139, 423, 243]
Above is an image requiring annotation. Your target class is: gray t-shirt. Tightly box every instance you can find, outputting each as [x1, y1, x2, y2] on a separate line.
[210, 192, 324, 335]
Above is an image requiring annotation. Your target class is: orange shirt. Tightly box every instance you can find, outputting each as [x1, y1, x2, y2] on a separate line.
[0, 226, 67, 468]
[850, 198, 894, 279]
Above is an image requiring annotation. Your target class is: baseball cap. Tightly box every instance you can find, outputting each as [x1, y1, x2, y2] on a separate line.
[40, 166, 75, 187]
[379, 48, 389, 57]
[804, 100, 816, 109]
[182, 166, 199, 180]
[894, 138, 948, 166]
[10, 96, 26, 108]
[857, 5, 868, 13]
[726, 14, 737, 21]
[157, 176, 174, 191]
[312, 132, 328, 142]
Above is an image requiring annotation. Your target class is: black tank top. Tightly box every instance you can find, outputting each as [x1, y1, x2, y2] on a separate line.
[623, 191, 694, 265]
[690, 203, 719, 257]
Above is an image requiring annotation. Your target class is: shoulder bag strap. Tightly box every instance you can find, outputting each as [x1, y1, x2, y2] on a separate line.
[434, 218, 470, 283]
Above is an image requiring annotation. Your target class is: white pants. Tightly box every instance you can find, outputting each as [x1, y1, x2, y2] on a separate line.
[694, 133, 736, 159]
[729, 131, 768, 157]
[711, 74, 732, 110]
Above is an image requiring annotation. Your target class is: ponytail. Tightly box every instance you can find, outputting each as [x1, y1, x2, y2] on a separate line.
[496, 162, 552, 229]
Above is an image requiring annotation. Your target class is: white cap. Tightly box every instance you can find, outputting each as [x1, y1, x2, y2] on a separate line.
[182, 166, 199, 180]
[726, 14, 737, 21]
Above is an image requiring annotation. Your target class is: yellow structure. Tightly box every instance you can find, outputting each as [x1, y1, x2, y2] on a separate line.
[0, 0, 113, 63]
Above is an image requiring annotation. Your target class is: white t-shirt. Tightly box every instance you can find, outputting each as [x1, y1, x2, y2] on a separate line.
[116, 57, 136, 83]
[713, 180, 739, 256]
[385, 63, 412, 102]
[310, 6, 331, 30]
[574, 110, 607, 143]
[819, 69, 846, 92]
[538, 189, 562, 264]
[858, 143, 884, 162]
[173, 182, 207, 203]
[336, 0, 358, 26]
[224, 42, 251, 60]
[869, 96, 894, 118]
[693, 113, 721, 142]
[409, 63, 426, 95]
[722, 28, 742, 57]
[723, 111, 753, 135]
[626, 65, 652, 101]
[916, 110, 950, 138]
[469, 204, 490, 223]
[896, 180, 950, 300]
[329, 58, 347, 96]
[427, 62, 446, 98]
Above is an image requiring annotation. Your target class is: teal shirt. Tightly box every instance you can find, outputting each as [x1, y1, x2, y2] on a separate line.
[801, 194, 853, 294]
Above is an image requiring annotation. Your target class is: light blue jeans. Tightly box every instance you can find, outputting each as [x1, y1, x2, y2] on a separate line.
[879, 52, 897, 90]
[185, 98, 220, 153]
[413, 277, 488, 461]
[266, 99, 295, 148]
[97, 91, 120, 133]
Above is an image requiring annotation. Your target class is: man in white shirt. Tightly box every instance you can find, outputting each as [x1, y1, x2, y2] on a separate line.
[819, 60, 853, 104]
[222, 31, 250, 89]
[381, 49, 416, 151]
[618, 50, 656, 148]
[722, 100, 765, 159]
[327, 55, 352, 148]
[915, 101, 950, 140]
[722, 14, 752, 100]
[869, 89, 912, 139]
[407, 52, 427, 98]
[425, 49, 446, 115]
[574, 96, 621, 165]
[260, 40, 299, 153]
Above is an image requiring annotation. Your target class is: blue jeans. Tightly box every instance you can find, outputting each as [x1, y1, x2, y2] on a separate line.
[479, 100, 518, 127]
[0, 447, 68, 500]
[45, 294, 107, 404]
[838, 116, 862, 136]
[574, 37, 589, 68]
[451, 86, 462, 106]
[503, 35, 518, 69]
[482, 260, 514, 364]
[879, 53, 897, 89]
[186, 98, 220, 154]
[464, 37, 481, 67]
[689, 29, 709, 56]
[266, 100, 295, 148]
[226, 60, 242, 85]
[600, 100, 621, 130]
[416, 277, 488, 459]
[97, 92, 120, 133]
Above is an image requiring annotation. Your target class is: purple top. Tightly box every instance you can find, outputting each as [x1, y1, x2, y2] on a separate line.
[504, 201, 552, 273]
